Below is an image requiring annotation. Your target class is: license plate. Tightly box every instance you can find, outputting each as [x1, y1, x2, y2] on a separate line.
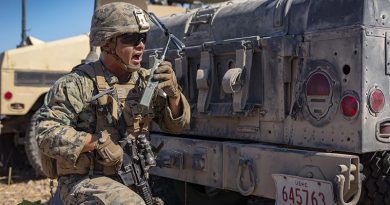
[272, 174, 335, 205]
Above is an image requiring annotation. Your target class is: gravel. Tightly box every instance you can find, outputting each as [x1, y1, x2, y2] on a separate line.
[0, 169, 57, 205]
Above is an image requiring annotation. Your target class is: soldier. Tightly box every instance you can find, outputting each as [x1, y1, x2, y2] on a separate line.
[35, 2, 190, 205]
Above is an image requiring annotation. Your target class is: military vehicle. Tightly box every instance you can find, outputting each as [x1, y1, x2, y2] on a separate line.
[140, 0, 390, 204]
[0, 34, 91, 173]
[4, 0, 388, 204]
[0, 0, 186, 175]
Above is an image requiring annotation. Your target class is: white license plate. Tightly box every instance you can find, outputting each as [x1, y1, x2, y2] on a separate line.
[272, 174, 335, 205]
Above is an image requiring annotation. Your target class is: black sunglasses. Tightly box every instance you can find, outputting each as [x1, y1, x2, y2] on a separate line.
[119, 33, 147, 46]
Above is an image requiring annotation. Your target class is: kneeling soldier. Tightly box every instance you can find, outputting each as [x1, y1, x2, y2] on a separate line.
[35, 2, 190, 205]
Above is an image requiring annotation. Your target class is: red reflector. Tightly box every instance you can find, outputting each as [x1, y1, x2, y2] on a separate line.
[306, 73, 331, 96]
[4, 91, 12, 100]
[369, 89, 385, 113]
[341, 95, 359, 117]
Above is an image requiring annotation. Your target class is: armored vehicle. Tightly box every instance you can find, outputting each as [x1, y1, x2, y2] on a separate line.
[142, 0, 390, 204]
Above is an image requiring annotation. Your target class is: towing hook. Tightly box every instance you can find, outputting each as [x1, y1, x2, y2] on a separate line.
[334, 174, 362, 205]
[236, 158, 256, 196]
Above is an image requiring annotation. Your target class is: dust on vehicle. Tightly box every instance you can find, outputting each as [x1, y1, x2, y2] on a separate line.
[142, 0, 390, 204]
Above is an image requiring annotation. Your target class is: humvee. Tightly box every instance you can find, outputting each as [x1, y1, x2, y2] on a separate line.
[141, 0, 390, 204]
[3, 0, 388, 204]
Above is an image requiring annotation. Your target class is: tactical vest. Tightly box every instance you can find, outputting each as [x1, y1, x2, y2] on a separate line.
[42, 61, 154, 178]
[83, 61, 154, 176]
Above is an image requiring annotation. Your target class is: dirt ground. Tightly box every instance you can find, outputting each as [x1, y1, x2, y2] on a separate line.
[0, 169, 57, 205]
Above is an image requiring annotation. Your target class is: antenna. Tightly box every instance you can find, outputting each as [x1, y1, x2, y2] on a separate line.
[17, 0, 27, 48]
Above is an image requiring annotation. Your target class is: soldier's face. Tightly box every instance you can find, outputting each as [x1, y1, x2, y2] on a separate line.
[115, 33, 146, 72]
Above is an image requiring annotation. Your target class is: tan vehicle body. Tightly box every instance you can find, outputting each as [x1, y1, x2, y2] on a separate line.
[0, 35, 89, 118]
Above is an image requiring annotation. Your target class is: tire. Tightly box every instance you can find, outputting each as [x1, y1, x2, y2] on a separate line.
[24, 110, 45, 177]
[359, 151, 390, 205]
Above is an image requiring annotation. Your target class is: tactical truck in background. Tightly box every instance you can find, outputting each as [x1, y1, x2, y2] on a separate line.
[142, 0, 390, 204]
[0, 34, 91, 174]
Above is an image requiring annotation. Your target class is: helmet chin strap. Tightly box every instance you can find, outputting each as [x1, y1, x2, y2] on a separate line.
[105, 37, 140, 73]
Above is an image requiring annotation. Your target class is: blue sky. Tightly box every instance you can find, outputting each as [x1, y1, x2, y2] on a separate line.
[0, 0, 94, 53]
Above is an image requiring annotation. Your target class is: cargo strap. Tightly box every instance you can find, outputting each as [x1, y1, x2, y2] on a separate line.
[232, 47, 253, 112]
[221, 46, 253, 112]
[196, 51, 213, 113]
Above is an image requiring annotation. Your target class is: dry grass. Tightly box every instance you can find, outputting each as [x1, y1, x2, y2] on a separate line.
[0, 169, 57, 205]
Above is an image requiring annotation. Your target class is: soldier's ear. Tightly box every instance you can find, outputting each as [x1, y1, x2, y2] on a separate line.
[101, 45, 110, 53]
[101, 40, 116, 54]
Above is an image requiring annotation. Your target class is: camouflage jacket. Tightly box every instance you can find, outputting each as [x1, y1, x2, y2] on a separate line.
[35, 60, 190, 174]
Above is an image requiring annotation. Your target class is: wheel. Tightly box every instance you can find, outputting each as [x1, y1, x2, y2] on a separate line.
[359, 151, 390, 204]
[24, 110, 45, 177]
[151, 175, 249, 205]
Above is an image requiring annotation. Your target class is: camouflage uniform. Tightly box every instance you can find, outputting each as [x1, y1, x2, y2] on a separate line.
[35, 2, 190, 205]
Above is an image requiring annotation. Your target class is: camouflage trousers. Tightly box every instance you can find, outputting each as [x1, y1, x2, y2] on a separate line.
[58, 175, 145, 205]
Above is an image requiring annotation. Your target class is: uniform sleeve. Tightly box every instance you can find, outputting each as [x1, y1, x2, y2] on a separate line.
[153, 93, 191, 134]
[35, 72, 95, 165]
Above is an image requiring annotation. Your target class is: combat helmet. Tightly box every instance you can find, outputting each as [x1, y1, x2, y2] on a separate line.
[90, 2, 150, 47]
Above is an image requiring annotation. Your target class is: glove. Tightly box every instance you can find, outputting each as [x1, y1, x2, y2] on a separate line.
[95, 130, 123, 168]
[153, 61, 180, 99]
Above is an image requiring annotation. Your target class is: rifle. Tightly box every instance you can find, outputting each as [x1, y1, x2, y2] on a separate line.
[103, 85, 156, 205]
[89, 85, 156, 205]
[115, 12, 183, 204]
[139, 12, 185, 109]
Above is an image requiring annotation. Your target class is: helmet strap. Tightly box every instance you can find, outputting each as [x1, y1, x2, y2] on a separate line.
[104, 37, 139, 72]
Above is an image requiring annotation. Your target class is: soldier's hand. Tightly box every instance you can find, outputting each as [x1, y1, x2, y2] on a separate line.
[153, 61, 180, 99]
[95, 130, 123, 168]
